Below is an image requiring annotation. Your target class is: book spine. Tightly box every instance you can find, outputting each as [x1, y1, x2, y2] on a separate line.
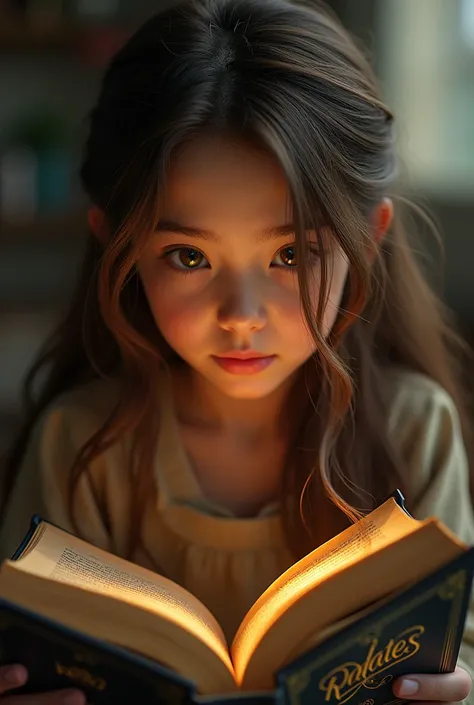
[197, 694, 277, 705]
[11, 516, 43, 561]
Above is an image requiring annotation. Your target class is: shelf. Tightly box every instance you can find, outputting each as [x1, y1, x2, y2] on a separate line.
[0, 210, 87, 242]
[0, 19, 80, 51]
[0, 18, 131, 61]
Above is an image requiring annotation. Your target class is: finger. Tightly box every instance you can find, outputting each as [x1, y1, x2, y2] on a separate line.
[393, 667, 472, 702]
[2, 688, 86, 705]
[0, 665, 28, 694]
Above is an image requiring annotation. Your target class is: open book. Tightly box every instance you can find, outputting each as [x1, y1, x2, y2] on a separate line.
[0, 493, 470, 698]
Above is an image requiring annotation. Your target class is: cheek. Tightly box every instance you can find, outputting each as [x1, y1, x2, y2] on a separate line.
[281, 294, 310, 332]
[322, 258, 350, 334]
[304, 256, 349, 337]
[274, 279, 315, 348]
[155, 301, 198, 349]
[139, 268, 209, 349]
[158, 296, 209, 350]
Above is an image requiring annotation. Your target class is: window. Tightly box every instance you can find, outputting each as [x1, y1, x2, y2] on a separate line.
[378, 0, 474, 197]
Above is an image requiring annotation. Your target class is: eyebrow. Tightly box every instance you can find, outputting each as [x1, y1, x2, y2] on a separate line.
[154, 219, 300, 242]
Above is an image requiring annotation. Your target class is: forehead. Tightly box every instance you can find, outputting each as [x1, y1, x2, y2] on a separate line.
[160, 134, 292, 225]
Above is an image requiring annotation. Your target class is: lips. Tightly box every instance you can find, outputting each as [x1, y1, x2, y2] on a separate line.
[216, 351, 270, 360]
[212, 352, 276, 375]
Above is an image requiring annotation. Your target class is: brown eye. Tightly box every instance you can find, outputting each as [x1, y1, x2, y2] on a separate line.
[165, 247, 209, 271]
[276, 246, 297, 267]
[178, 248, 204, 268]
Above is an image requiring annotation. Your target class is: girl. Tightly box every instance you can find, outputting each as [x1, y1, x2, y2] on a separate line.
[0, 0, 473, 703]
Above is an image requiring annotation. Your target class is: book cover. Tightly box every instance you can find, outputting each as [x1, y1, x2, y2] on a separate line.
[0, 599, 197, 705]
[276, 548, 474, 705]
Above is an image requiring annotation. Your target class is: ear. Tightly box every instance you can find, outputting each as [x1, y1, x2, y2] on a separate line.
[371, 197, 394, 245]
[88, 206, 108, 243]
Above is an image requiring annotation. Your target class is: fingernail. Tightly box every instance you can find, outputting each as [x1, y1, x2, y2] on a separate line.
[4, 665, 27, 685]
[398, 679, 420, 697]
[62, 691, 86, 705]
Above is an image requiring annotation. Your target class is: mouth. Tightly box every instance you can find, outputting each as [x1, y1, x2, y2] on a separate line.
[212, 352, 277, 375]
[216, 350, 271, 360]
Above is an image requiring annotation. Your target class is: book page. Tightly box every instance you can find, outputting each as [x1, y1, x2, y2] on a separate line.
[232, 497, 418, 672]
[12, 523, 229, 660]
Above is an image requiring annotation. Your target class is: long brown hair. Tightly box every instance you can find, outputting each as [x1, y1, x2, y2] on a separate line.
[3, 0, 471, 558]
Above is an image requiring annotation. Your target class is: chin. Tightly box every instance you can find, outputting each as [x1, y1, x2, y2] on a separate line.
[211, 376, 293, 400]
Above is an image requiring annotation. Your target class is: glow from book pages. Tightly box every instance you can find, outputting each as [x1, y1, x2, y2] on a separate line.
[232, 500, 417, 680]
[15, 524, 231, 668]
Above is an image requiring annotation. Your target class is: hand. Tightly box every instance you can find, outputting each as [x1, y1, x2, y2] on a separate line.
[0, 665, 85, 705]
[393, 666, 472, 704]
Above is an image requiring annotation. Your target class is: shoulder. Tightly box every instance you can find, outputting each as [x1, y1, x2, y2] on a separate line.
[382, 366, 470, 524]
[383, 366, 460, 440]
[0, 378, 125, 558]
[39, 377, 121, 445]
[28, 377, 124, 487]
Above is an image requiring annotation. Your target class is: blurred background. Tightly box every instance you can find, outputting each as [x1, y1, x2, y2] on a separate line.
[0, 0, 473, 455]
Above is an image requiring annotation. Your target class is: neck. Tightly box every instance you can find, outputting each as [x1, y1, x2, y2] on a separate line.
[171, 364, 298, 437]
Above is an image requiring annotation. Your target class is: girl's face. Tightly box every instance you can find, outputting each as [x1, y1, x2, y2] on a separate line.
[138, 135, 349, 399]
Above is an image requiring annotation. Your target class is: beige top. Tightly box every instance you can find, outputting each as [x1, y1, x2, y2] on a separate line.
[1, 368, 473, 698]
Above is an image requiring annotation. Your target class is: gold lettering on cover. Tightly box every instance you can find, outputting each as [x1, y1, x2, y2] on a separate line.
[55, 663, 107, 691]
[319, 625, 424, 704]
[408, 631, 422, 649]
[383, 640, 395, 664]
[391, 639, 409, 660]
[369, 650, 385, 672]
[360, 640, 376, 681]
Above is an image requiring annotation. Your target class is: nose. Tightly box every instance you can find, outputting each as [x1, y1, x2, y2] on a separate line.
[217, 275, 267, 334]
